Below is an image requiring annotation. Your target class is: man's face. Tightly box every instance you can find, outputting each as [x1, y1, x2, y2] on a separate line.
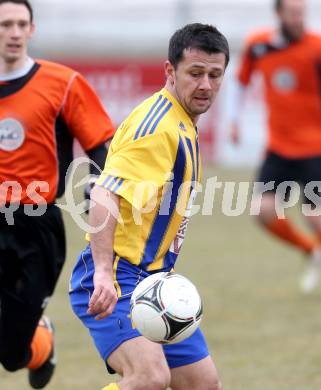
[278, 0, 305, 41]
[0, 2, 34, 64]
[166, 48, 226, 122]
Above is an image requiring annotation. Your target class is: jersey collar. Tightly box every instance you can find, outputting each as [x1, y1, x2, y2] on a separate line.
[0, 57, 35, 81]
[161, 87, 194, 129]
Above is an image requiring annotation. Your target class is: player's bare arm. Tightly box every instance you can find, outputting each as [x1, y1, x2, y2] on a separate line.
[88, 186, 119, 320]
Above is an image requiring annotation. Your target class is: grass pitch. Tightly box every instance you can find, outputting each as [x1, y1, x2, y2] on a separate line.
[2, 166, 321, 389]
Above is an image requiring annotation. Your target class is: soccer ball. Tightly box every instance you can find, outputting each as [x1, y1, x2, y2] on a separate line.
[130, 272, 203, 344]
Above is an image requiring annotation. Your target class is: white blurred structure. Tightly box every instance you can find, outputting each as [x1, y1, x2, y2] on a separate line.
[31, 0, 321, 58]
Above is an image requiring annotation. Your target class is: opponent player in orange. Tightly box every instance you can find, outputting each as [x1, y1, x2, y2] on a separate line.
[230, 0, 321, 292]
[0, 1, 115, 388]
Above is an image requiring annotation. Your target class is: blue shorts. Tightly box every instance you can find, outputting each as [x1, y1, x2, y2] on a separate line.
[69, 245, 209, 373]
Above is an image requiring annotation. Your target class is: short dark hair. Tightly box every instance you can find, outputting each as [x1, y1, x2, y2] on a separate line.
[168, 23, 230, 69]
[0, 0, 33, 22]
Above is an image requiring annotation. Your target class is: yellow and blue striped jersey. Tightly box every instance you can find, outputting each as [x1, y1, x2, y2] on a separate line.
[96, 88, 201, 272]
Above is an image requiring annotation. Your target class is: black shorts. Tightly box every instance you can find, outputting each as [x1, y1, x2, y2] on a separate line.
[0, 204, 66, 371]
[256, 151, 321, 205]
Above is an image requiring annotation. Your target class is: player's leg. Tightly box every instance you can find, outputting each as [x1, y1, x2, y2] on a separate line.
[164, 327, 219, 390]
[26, 205, 65, 388]
[258, 192, 315, 253]
[254, 152, 315, 254]
[0, 280, 47, 371]
[301, 155, 321, 236]
[170, 356, 221, 390]
[0, 205, 65, 388]
[107, 336, 171, 390]
[0, 211, 48, 371]
[298, 155, 321, 292]
[70, 254, 171, 390]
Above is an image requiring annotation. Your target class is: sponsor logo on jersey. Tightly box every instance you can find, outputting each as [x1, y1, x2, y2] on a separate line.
[272, 68, 297, 92]
[0, 118, 25, 151]
[179, 121, 186, 131]
[170, 188, 197, 255]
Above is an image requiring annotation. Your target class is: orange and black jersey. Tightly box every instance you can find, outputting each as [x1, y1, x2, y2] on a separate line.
[0, 59, 115, 204]
[237, 30, 321, 158]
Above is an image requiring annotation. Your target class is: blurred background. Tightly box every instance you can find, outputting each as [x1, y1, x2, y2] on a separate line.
[2, 1, 321, 389]
[29, 0, 321, 168]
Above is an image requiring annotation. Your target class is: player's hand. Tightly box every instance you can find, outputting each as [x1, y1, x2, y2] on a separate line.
[87, 270, 118, 320]
[230, 122, 240, 145]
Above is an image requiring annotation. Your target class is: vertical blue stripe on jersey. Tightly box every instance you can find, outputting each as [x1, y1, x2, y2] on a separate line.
[140, 98, 168, 138]
[102, 175, 112, 188]
[133, 95, 163, 140]
[106, 176, 119, 190]
[162, 137, 195, 270]
[185, 137, 196, 184]
[149, 102, 173, 135]
[111, 178, 124, 192]
[140, 135, 186, 269]
[195, 136, 200, 182]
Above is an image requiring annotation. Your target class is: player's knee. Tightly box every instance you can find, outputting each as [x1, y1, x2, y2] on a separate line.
[0, 347, 27, 372]
[1, 356, 24, 372]
[136, 366, 171, 390]
[202, 376, 222, 390]
[146, 374, 170, 390]
[201, 368, 222, 390]
[214, 379, 223, 390]
[255, 194, 277, 224]
[153, 368, 171, 390]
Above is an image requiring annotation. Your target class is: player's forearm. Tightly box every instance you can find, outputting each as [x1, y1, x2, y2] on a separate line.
[89, 186, 119, 273]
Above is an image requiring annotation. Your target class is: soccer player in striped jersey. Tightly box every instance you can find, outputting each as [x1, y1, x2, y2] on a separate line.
[0, 1, 115, 388]
[70, 23, 229, 390]
[230, 0, 321, 292]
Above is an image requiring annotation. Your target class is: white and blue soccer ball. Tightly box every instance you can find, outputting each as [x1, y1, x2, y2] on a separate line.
[130, 272, 203, 344]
